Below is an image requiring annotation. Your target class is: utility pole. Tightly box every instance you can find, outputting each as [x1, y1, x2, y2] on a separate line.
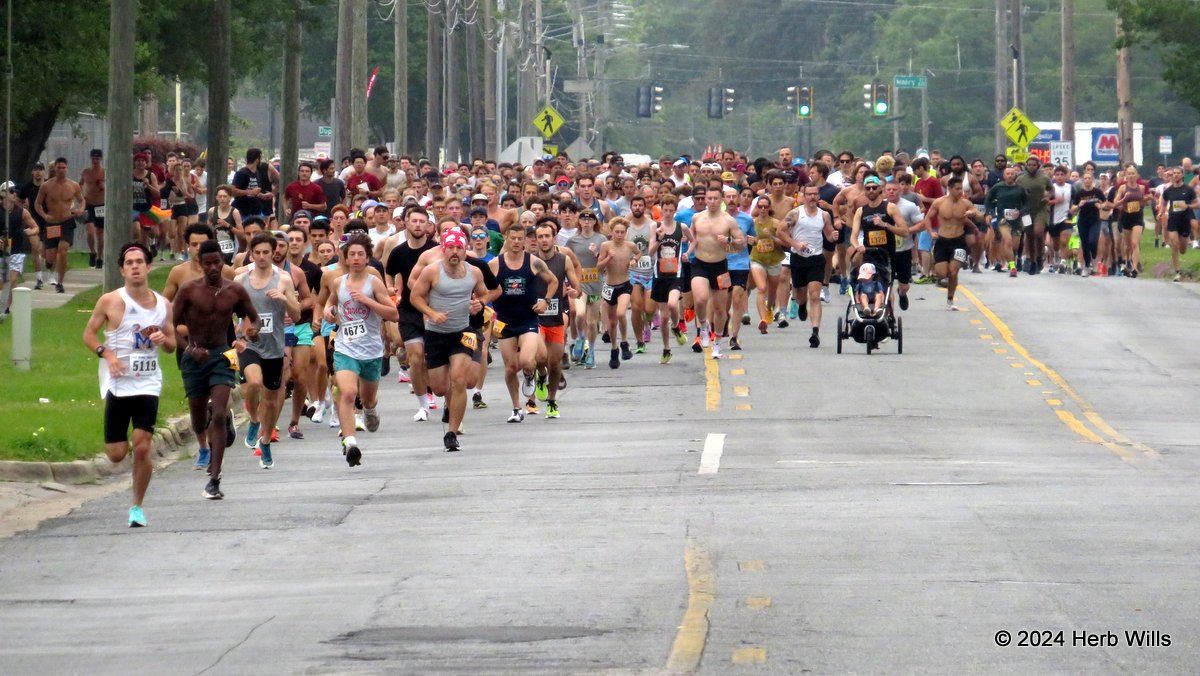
[594, 0, 609, 153]
[1010, 0, 1024, 109]
[1116, 17, 1134, 167]
[280, 3, 302, 222]
[495, 0, 507, 153]
[350, 0, 368, 146]
[206, 0, 232, 248]
[1061, 0, 1075, 152]
[445, 16, 462, 162]
[393, 0, 408, 153]
[105, 0, 135, 289]
[483, 0, 498, 157]
[516, 1, 534, 141]
[335, 0, 353, 160]
[425, 5, 443, 160]
[534, 0, 545, 104]
[994, 0, 1008, 154]
[921, 83, 929, 151]
[467, 22, 485, 160]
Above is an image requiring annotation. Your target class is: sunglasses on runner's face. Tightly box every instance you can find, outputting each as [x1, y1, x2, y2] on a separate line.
[471, 233, 488, 240]
[864, 185, 880, 191]
[839, 158, 852, 164]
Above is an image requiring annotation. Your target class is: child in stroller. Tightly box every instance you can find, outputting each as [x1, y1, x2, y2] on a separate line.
[855, 262, 885, 317]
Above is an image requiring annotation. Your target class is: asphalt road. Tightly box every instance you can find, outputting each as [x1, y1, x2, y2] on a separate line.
[1, 270, 1198, 674]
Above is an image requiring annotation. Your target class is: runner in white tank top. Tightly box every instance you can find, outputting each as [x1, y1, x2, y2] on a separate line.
[83, 243, 177, 528]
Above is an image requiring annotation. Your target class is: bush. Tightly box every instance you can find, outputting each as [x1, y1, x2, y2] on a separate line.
[132, 136, 203, 163]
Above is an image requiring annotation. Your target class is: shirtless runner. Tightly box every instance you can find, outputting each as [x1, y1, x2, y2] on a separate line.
[689, 188, 746, 359]
[928, 177, 979, 311]
[34, 158, 85, 293]
[81, 149, 106, 269]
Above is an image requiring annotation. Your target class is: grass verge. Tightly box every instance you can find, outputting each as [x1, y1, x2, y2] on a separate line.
[0, 267, 187, 462]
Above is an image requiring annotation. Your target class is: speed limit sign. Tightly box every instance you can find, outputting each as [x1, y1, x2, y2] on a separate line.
[1049, 141, 1073, 168]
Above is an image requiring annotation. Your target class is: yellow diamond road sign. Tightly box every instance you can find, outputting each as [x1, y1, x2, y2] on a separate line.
[1005, 145, 1029, 163]
[533, 104, 565, 139]
[542, 144, 558, 156]
[1001, 107, 1038, 148]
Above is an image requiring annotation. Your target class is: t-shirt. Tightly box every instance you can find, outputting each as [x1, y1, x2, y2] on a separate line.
[1161, 185, 1197, 228]
[4, 205, 33, 254]
[1050, 182, 1073, 224]
[285, 180, 326, 215]
[1015, 171, 1052, 216]
[894, 199, 922, 252]
[319, 178, 346, 213]
[384, 239, 437, 312]
[345, 171, 382, 198]
[17, 181, 44, 226]
[231, 166, 271, 217]
[1072, 186, 1105, 226]
[727, 212, 754, 271]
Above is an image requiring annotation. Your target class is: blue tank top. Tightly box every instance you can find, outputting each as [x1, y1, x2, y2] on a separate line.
[492, 252, 538, 326]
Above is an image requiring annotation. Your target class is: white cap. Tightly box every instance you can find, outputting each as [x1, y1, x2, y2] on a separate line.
[393, 206, 406, 218]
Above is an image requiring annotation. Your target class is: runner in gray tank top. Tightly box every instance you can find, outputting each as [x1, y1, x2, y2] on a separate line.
[235, 234, 300, 468]
[565, 209, 607, 368]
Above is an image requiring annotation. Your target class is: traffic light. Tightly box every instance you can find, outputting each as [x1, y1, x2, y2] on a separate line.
[797, 85, 813, 119]
[708, 87, 723, 119]
[636, 85, 652, 118]
[651, 84, 664, 115]
[871, 82, 890, 117]
[723, 87, 736, 115]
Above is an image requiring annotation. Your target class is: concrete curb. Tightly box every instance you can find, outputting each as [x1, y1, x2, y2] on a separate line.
[0, 391, 251, 484]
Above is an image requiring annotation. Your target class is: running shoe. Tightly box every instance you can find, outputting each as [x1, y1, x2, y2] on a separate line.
[355, 413, 365, 430]
[526, 399, 539, 415]
[620, 341, 633, 361]
[601, 330, 611, 344]
[364, 408, 380, 432]
[777, 319, 789, 329]
[203, 478, 223, 500]
[193, 447, 210, 470]
[797, 302, 808, 322]
[635, 342, 646, 354]
[33, 279, 43, 291]
[507, 408, 525, 423]
[672, 326, 685, 345]
[310, 402, 325, 424]
[729, 336, 741, 351]
[683, 308, 696, 323]
[740, 314, 750, 326]
[244, 421, 260, 449]
[287, 424, 303, 439]
[545, 402, 560, 419]
[571, 335, 586, 362]
[710, 342, 723, 359]
[1009, 267, 1018, 278]
[661, 350, 673, 365]
[642, 326, 652, 344]
[899, 293, 909, 311]
[425, 393, 438, 409]
[558, 374, 567, 390]
[535, 371, 548, 401]
[413, 408, 429, 422]
[397, 366, 411, 383]
[676, 319, 687, 336]
[699, 330, 711, 349]
[651, 314, 661, 330]
[691, 335, 703, 353]
[128, 505, 146, 528]
[787, 299, 799, 318]
[1173, 272, 1182, 282]
[838, 278, 849, 295]
[609, 350, 620, 369]
[442, 407, 450, 424]
[947, 299, 960, 311]
[270, 427, 279, 443]
[444, 431, 461, 452]
[343, 439, 361, 466]
[259, 443, 273, 469]
[809, 332, 820, 348]
[820, 287, 830, 303]
[472, 392, 487, 409]
[521, 371, 536, 398]
[55, 283, 65, 294]
[758, 320, 768, 335]
[585, 349, 596, 369]
[329, 411, 340, 428]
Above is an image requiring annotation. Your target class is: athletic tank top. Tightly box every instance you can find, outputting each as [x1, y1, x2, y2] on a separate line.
[209, 207, 240, 261]
[132, 174, 151, 211]
[566, 232, 606, 293]
[334, 275, 385, 360]
[425, 262, 474, 333]
[656, 221, 683, 278]
[536, 251, 568, 326]
[493, 253, 538, 325]
[99, 288, 169, 398]
[859, 201, 896, 253]
[242, 269, 286, 360]
[790, 208, 827, 259]
[626, 219, 655, 274]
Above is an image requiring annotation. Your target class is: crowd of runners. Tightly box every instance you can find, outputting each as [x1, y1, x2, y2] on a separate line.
[7, 141, 1189, 527]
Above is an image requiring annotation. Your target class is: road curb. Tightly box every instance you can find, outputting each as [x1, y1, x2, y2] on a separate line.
[0, 389, 249, 484]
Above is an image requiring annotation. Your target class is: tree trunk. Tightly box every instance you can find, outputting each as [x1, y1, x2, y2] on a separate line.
[393, 0, 408, 153]
[425, 7, 443, 160]
[139, 95, 159, 137]
[467, 22, 485, 160]
[206, 0, 232, 217]
[351, 0, 369, 147]
[5, 105, 60, 181]
[104, 0, 136, 290]
[335, 0, 353, 161]
[483, 0, 497, 158]
[445, 21, 461, 163]
[993, 0, 1008, 155]
[280, 5, 302, 222]
[1116, 18, 1134, 167]
[1061, 0, 1075, 151]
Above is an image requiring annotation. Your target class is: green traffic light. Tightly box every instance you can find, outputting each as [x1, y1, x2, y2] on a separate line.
[798, 104, 811, 117]
[874, 101, 888, 115]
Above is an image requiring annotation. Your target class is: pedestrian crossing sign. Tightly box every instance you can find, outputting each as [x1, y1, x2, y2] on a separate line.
[533, 105, 565, 139]
[1005, 145, 1029, 163]
[1001, 107, 1039, 148]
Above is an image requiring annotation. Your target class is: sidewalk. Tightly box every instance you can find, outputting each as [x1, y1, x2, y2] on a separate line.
[11, 265, 105, 310]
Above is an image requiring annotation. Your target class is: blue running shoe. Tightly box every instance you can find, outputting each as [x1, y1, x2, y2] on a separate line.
[194, 447, 210, 470]
[787, 299, 799, 319]
[259, 443, 273, 469]
[244, 421, 261, 449]
[839, 278, 850, 295]
[128, 505, 146, 528]
[570, 335, 585, 362]
[584, 348, 596, 369]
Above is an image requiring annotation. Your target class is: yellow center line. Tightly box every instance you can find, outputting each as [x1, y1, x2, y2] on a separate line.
[666, 541, 715, 673]
[731, 647, 767, 664]
[745, 596, 772, 609]
[729, 368, 745, 375]
[733, 386, 750, 397]
[959, 284, 1158, 462]
[705, 349, 720, 411]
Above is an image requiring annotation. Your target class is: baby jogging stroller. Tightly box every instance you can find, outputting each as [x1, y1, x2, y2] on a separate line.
[836, 247, 903, 355]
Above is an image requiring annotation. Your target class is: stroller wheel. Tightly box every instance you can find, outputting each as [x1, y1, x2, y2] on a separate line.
[865, 325, 875, 355]
[897, 317, 903, 354]
[836, 318, 844, 354]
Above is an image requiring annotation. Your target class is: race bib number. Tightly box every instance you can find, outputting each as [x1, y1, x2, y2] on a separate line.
[340, 320, 366, 342]
[601, 284, 614, 301]
[658, 257, 679, 275]
[539, 298, 560, 316]
[223, 348, 239, 370]
[953, 248, 969, 263]
[129, 353, 158, 377]
[756, 238, 775, 253]
[636, 255, 653, 271]
[801, 243, 822, 257]
[259, 315, 275, 334]
[1021, 215, 1032, 227]
[1003, 209, 1019, 221]
[1172, 200, 1188, 213]
[460, 331, 478, 351]
[716, 272, 732, 290]
[218, 238, 236, 254]
[1125, 200, 1141, 213]
[93, 206, 106, 219]
[866, 229, 887, 247]
[492, 319, 506, 335]
[581, 267, 599, 284]
[46, 225, 62, 239]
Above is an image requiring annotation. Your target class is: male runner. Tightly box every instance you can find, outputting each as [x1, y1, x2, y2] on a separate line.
[489, 225, 557, 422]
[625, 195, 658, 353]
[1158, 166, 1198, 281]
[565, 210, 607, 368]
[1015, 156, 1052, 273]
[81, 149, 106, 269]
[885, 181, 922, 311]
[533, 220, 580, 417]
[384, 206, 438, 420]
[173, 240, 259, 500]
[234, 234, 300, 468]
[780, 184, 837, 347]
[983, 166, 1030, 277]
[650, 194, 688, 363]
[323, 233, 398, 465]
[927, 178, 979, 310]
[34, 158, 85, 293]
[690, 187, 745, 359]
[83, 242, 176, 526]
[284, 227, 323, 436]
[2, 186, 39, 314]
[409, 228, 494, 450]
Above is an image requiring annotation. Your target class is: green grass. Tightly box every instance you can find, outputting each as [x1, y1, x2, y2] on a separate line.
[1137, 226, 1200, 280]
[0, 267, 187, 462]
